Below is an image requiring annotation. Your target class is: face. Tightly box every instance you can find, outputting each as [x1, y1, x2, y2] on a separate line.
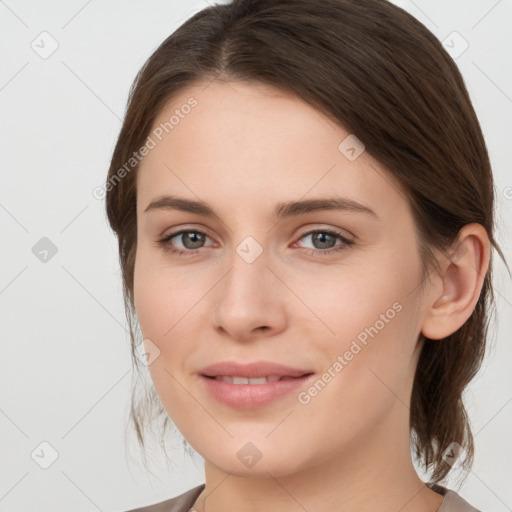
[134, 80, 429, 478]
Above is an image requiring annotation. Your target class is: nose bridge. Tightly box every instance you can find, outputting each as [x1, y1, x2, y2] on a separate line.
[223, 238, 271, 306]
[211, 234, 287, 338]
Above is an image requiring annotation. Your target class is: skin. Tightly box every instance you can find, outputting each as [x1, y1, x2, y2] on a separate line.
[133, 80, 490, 512]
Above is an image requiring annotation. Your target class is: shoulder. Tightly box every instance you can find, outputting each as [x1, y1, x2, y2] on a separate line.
[124, 483, 205, 512]
[428, 483, 483, 512]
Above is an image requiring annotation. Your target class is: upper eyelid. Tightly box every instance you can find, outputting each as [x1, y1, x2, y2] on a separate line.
[292, 229, 353, 249]
[163, 226, 353, 246]
[163, 221, 353, 236]
[163, 228, 216, 245]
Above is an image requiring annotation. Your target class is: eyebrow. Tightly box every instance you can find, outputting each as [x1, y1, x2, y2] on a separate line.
[144, 195, 378, 219]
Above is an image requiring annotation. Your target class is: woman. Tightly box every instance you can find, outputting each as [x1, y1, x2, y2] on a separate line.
[105, 1, 506, 511]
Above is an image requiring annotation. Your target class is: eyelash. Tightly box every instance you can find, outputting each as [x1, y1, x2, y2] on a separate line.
[157, 228, 353, 258]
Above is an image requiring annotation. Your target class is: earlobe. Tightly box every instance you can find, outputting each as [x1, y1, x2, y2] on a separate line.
[421, 223, 490, 341]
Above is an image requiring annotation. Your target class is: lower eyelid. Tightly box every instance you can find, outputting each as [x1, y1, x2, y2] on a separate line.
[160, 229, 352, 254]
[169, 230, 214, 247]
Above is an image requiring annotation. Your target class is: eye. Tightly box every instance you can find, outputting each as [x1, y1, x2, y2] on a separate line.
[157, 227, 353, 257]
[293, 229, 353, 257]
[157, 229, 215, 256]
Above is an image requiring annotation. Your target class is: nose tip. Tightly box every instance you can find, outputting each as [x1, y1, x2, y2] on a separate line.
[216, 323, 271, 342]
[211, 260, 287, 342]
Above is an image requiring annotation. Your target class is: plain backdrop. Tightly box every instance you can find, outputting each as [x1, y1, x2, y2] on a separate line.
[0, 0, 511, 511]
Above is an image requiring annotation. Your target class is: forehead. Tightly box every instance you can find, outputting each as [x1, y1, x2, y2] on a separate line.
[136, 80, 408, 221]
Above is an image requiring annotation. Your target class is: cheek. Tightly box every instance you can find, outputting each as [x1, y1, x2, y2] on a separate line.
[292, 259, 420, 415]
[133, 252, 196, 420]
[133, 247, 196, 340]
[297, 304, 417, 446]
[133, 259, 167, 341]
[279, 260, 408, 343]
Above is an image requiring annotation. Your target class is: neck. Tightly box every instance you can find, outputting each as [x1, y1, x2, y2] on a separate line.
[193, 401, 444, 512]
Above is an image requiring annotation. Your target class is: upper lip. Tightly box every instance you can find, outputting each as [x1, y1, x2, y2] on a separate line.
[199, 361, 313, 379]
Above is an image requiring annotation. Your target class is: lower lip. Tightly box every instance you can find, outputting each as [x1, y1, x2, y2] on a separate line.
[199, 374, 315, 409]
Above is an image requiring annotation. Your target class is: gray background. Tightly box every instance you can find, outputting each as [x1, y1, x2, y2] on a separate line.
[0, 0, 511, 510]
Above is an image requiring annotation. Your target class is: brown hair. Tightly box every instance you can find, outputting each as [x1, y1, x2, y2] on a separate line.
[105, 0, 507, 482]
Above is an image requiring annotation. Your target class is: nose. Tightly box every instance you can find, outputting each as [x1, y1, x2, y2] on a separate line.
[211, 248, 288, 342]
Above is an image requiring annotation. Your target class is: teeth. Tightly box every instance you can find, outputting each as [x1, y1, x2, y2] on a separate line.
[214, 375, 283, 384]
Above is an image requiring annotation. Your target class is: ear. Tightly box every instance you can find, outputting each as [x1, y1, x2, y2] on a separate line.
[421, 223, 491, 340]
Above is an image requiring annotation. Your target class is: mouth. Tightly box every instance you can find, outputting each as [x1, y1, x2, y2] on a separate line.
[199, 360, 312, 380]
[198, 362, 315, 408]
[204, 374, 311, 384]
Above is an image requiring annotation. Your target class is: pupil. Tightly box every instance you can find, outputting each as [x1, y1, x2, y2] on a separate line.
[184, 232, 204, 249]
[313, 232, 335, 249]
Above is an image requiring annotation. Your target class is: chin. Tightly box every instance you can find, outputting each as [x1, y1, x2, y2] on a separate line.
[200, 439, 313, 479]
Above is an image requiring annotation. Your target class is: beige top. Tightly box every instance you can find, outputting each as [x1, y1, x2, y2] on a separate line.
[124, 482, 483, 512]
